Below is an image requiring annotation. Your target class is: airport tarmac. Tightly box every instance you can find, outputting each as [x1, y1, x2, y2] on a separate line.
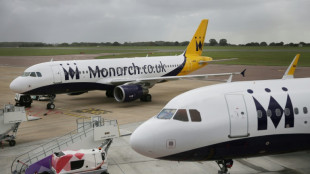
[1, 55, 310, 174]
[2, 122, 310, 174]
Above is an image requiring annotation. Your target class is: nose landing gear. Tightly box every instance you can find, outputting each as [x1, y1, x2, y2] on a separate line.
[14, 94, 32, 107]
[216, 159, 233, 174]
[46, 94, 56, 110]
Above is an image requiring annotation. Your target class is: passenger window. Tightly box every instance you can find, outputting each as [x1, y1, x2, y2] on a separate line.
[189, 109, 201, 122]
[284, 108, 290, 116]
[275, 109, 281, 117]
[157, 109, 176, 119]
[303, 107, 308, 114]
[294, 108, 299, 115]
[257, 110, 262, 118]
[36, 72, 42, 77]
[267, 109, 272, 117]
[173, 109, 189, 122]
[30, 72, 36, 77]
[70, 160, 84, 170]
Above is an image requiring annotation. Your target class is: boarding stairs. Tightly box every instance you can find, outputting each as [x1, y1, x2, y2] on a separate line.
[1, 104, 27, 147]
[11, 116, 119, 174]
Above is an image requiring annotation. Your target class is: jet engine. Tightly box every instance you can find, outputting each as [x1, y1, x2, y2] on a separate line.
[114, 85, 149, 102]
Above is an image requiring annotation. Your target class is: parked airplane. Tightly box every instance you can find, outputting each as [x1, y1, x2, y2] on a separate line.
[130, 54, 310, 173]
[10, 19, 236, 109]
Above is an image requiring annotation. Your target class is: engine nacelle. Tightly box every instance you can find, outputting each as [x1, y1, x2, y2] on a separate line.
[114, 85, 148, 102]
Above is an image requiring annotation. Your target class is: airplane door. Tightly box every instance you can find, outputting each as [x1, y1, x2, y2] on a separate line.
[225, 94, 249, 138]
[51, 65, 62, 84]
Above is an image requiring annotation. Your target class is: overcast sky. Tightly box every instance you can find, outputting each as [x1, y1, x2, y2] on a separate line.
[0, 0, 309, 44]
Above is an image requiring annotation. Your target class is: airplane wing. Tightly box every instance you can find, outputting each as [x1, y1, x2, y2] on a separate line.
[109, 70, 245, 86]
[282, 54, 300, 80]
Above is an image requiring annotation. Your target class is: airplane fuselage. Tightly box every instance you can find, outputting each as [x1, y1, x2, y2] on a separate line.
[10, 55, 197, 95]
[130, 78, 310, 161]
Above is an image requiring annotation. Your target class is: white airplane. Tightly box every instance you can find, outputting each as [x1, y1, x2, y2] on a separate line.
[10, 19, 237, 109]
[130, 54, 310, 173]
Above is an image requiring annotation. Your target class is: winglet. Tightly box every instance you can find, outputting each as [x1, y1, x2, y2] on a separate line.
[282, 54, 300, 79]
[241, 69, 246, 77]
[226, 69, 246, 83]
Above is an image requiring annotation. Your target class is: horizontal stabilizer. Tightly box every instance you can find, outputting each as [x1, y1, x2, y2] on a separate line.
[199, 58, 238, 64]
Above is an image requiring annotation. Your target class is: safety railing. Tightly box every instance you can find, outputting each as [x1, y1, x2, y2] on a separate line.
[11, 116, 115, 174]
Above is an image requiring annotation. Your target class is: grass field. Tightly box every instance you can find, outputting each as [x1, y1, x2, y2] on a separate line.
[95, 46, 310, 66]
[1, 46, 310, 66]
[0, 47, 156, 56]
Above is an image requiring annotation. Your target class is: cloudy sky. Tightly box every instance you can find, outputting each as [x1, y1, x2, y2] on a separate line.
[0, 0, 309, 44]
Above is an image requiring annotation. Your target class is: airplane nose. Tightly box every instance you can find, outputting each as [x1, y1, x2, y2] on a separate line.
[10, 78, 24, 93]
[130, 121, 157, 158]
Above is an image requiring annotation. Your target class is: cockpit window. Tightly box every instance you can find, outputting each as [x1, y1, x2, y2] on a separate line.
[156, 109, 177, 119]
[173, 109, 189, 122]
[22, 72, 41, 77]
[30, 72, 36, 77]
[36, 72, 42, 77]
[189, 109, 202, 122]
[22, 72, 31, 77]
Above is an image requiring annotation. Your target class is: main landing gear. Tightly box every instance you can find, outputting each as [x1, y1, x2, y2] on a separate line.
[216, 159, 233, 174]
[140, 94, 152, 102]
[106, 89, 114, 98]
[46, 94, 56, 110]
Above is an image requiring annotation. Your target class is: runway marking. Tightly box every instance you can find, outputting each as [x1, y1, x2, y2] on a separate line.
[57, 107, 111, 118]
[75, 108, 112, 115]
[62, 112, 89, 119]
[25, 107, 62, 117]
[56, 107, 89, 118]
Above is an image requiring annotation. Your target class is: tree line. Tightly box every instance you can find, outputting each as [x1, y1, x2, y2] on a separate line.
[0, 40, 309, 47]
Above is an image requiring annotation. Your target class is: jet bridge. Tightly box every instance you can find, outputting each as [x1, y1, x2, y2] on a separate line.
[0, 104, 27, 147]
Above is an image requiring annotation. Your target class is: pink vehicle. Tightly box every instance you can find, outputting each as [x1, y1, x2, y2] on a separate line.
[51, 148, 108, 174]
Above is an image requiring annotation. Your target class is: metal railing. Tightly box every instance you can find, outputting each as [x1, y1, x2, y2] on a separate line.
[11, 116, 114, 174]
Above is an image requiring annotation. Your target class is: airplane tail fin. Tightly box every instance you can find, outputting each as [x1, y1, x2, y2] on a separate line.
[185, 19, 208, 57]
[282, 54, 300, 79]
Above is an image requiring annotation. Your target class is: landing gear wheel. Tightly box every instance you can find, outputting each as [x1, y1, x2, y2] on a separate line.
[106, 90, 114, 98]
[216, 159, 233, 174]
[20, 95, 32, 107]
[47, 103, 55, 110]
[46, 94, 56, 110]
[140, 94, 152, 102]
[9, 140, 16, 147]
